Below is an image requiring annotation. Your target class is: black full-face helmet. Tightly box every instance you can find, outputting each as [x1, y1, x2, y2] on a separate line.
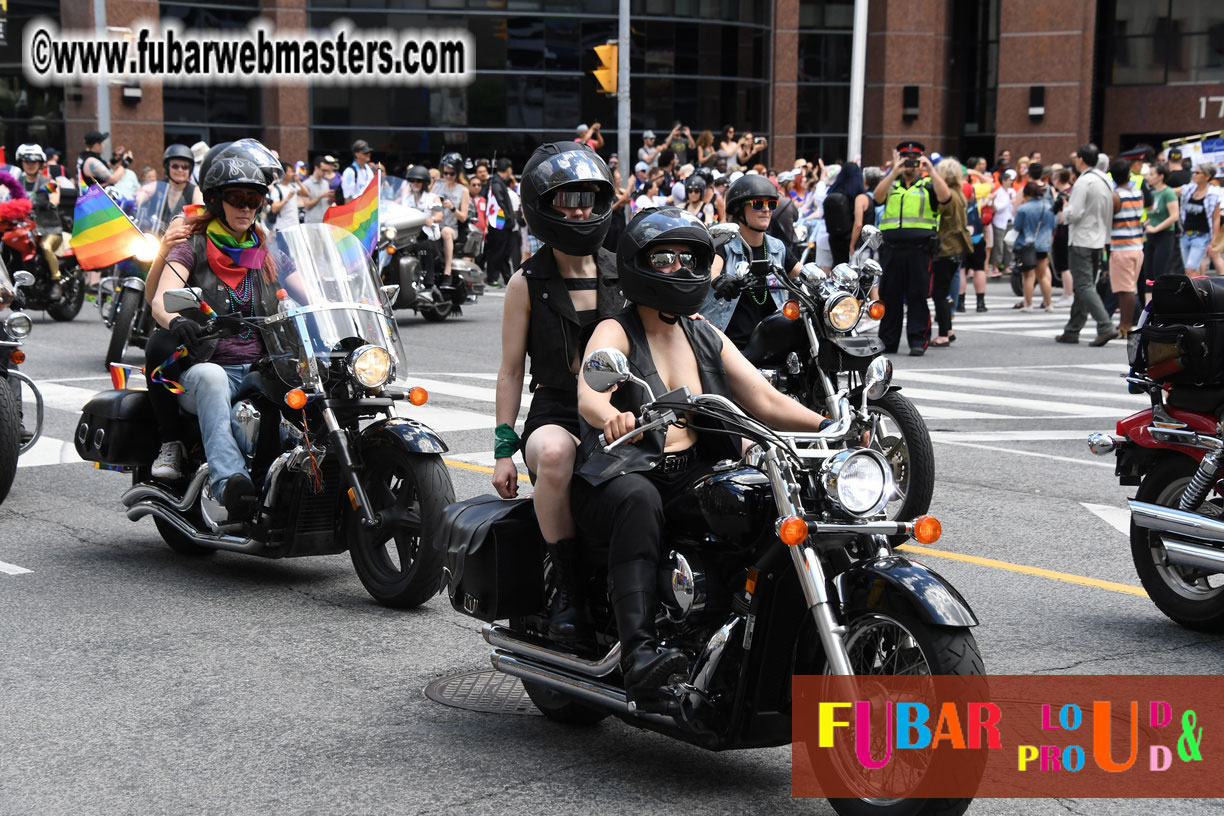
[520, 141, 615, 257]
[406, 164, 431, 184]
[617, 206, 713, 317]
[724, 173, 778, 223]
[162, 144, 194, 175]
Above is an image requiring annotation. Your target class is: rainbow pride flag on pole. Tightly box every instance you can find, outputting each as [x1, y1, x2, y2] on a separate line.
[323, 171, 379, 256]
[69, 184, 143, 270]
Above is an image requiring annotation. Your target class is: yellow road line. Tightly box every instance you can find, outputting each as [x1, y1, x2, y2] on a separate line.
[898, 543, 1148, 597]
[444, 459, 530, 483]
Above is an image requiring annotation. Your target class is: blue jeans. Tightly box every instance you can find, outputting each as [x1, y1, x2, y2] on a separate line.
[179, 362, 252, 495]
[1181, 232, 1211, 272]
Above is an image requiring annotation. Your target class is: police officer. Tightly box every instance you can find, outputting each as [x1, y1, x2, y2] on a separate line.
[871, 141, 951, 356]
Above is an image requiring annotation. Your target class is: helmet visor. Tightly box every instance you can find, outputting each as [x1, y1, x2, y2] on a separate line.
[552, 190, 599, 208]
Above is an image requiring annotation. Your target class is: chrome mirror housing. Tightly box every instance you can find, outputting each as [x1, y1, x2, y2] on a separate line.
[864, 356, 893, 401]
[582, 347, 632, 394]
[162, 287, 206, 315]
[12, 270, 34, 288]
[859, 224, 883, 250]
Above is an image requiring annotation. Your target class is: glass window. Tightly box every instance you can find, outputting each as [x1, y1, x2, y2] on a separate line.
[1111, 36, 1169, 84]
[546, 21, 582, 72]
[796, 85, 851, 128]
[798, 0, 854, 29]
[1167, 33, 1224, 82]
[1113, 0, 1170, 36]
[798, 32, 852, 82]
[507, 18, 546, 70]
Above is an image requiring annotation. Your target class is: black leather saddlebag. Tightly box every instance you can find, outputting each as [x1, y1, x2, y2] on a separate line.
[75, 389, 159, 466]
[1133, 275, 1224, 386]
[440, 495, 545, 622]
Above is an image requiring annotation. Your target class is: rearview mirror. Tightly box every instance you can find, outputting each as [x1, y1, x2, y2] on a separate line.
[858, 225, 882, 251]
[864, 356, 893, 401]
[582, 347, 632, 394]
[12, 270, 34, 288]
[163, 287, 205, 315]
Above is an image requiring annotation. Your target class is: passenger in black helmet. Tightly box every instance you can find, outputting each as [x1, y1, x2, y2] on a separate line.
[698, 173, 804, 349]
[493, 141, 626, 644]
[149, 138, 283, 518]
[572, 206, 831, 704]
[161, 144, 203, 218]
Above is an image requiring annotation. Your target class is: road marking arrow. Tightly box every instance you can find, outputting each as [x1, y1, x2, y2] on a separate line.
[1080, 502, 1131, 536]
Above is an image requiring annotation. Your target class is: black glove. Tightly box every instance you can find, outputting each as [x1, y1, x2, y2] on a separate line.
[711, 273, 745, 301]
[169, 316, 203, 354]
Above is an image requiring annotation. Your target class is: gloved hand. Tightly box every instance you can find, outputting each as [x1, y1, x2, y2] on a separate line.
[711, 273, 745, 301]
[169, 316, 203, 355]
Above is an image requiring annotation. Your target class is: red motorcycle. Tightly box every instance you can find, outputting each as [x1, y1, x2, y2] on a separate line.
[1091, 274, 1224, 630]
[0, 197, 86, 321]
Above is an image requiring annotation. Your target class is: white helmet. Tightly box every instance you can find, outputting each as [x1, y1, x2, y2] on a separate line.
[15, 144, 46, 163]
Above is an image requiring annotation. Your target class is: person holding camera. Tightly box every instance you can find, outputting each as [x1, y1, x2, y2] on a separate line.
[735, 132, 768, 170]
[667, 122, 695, 166]
[872, 140, 951, 356]
[76, 131, 133, 190]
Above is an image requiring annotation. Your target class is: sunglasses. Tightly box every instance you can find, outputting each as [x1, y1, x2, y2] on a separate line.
[747, 199, 778, 211]
[222, 190, 264, 210]
[552, 190, 598, 208]
[442, 170, 456, 177]
[648, 250, 697, 270]
[168, 162, 192, 171]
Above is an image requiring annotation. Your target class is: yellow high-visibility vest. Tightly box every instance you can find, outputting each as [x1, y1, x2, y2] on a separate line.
[880, 176, 940, 232]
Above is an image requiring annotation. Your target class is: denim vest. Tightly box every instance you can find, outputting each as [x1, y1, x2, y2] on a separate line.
[699, 233, 788, 332]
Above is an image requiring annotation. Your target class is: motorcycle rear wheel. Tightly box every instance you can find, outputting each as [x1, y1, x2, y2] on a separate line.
[47, 267, 85, 322]
[0, 378, 20, 504]
[105, 288, 143, 369]
[1131, 455, 1224, 631]
[420, 297, 453, 322]
[348, 448, 453, 608]
[860, 392, 934, 523]
[819, 613, 982, 816]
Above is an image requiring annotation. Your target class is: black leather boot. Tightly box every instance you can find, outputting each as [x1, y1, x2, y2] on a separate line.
[611, 561, 688, 701]
[546, 539, 590, 643]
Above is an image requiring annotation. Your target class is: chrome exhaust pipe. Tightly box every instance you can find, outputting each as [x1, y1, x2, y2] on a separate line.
[483, 623, 621, 678]
[491, 652, 631, 714]
[1129, 500, 1224, 544]
[125, 502, 259, 554]
[122, 467, 208, 512]
[1159, 535, 1224, 573]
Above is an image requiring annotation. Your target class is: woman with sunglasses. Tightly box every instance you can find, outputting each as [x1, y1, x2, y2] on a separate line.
[160, 144, 204, 219]
[698, 173, 802, 350]
[149, 139, 283, 517]
[431, 152, 470, 285]
[681, 176, 714, 224]
[492, 142, 626, 644]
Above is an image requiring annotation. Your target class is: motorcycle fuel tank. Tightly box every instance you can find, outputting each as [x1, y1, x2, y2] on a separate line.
[693, 465, 775, 547]
[742, 311, 805, 367]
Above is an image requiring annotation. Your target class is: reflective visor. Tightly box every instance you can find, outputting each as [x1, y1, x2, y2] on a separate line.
[552, 190, 598, 208]
[648, 250, 696, 270]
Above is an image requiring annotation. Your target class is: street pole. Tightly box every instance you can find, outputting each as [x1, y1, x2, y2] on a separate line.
[93, 0, 111, 151]
[848, 0, 868, 163]
[618, 0, 630, 178]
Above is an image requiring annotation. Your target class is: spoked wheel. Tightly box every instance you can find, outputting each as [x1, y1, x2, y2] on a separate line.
[348, 447, 454, 608]
[47, 267, 86, 322]
[818, 613, 983, 816]
[861, 392, 934, 523]
[1131, 456, 1224, 630]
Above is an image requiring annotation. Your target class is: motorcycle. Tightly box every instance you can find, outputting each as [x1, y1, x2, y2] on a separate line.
[378, 176, 483, 321]
[0, 197, 86, 321]
[442, 347, 981, 816]
[0, 260, 44, 504]
[715, 223, 935, 523]
[1090, 274, 1224, 630]
[101, 181, 174, 368]
[75, 222, 455, 607]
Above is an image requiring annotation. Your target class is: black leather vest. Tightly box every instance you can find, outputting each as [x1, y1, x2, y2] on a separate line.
[523, 246, 627, 393]
[181, 233, 277, 362]
[575, 309, 739, 486]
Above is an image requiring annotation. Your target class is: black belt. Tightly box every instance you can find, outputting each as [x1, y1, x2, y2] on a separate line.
[657, 447, 697, 474]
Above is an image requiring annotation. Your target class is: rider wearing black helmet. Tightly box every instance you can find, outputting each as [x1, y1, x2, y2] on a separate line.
[680, 175, 714, 223]
[493, 141, 626, 644]
[431, 151, 470, 284]
[401, 164, 444, 290]
[162, 144, 203, 218]
[699, 173, 803, 349]
[573, 206, 830, 705]
[150, 138, 282, 516]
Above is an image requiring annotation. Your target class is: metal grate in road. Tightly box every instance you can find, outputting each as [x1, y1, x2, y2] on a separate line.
[423, 669, 540, 716]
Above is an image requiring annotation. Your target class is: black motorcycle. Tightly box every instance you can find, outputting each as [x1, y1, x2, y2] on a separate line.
[0, 262, 43, 504]
[442, 347, 982, 816]
[715, 224, 935, 523]
[101, 182, 174, 369]
[75, 223, 455, 607]
[379, 176, 483, 321]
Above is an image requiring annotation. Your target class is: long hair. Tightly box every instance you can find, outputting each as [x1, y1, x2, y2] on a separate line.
[826, 162, 865, 200]
[186, 207, 277, 282]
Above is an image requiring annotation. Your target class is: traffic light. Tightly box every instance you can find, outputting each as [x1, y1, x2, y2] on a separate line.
[593, 42, 617, 95]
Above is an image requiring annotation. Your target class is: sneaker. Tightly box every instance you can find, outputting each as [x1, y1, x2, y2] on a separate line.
[1019, 305, 1033, 313]
[1054, 295, 1074, 307]
[1042, 303, 1054, 312]
[151, 441, 184, 481]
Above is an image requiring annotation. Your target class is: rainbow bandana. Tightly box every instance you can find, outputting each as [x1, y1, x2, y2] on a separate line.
[205, 220, 266, 274]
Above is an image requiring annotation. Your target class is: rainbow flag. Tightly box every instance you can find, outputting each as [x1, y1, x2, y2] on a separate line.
[69, 184, 143, 270]
[323, 172, 379, 256]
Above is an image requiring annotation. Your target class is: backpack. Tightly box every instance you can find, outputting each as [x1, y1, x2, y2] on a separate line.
[965, 190, 983, 236]
[822, 192, 853, 237]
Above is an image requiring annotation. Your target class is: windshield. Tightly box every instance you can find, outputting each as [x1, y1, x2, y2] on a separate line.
[262, 223, 408, 390]
[132, 181, 174, 235]
[378, 175, 431, 234]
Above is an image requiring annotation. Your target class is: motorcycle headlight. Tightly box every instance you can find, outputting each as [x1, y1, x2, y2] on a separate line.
[132, 232, 160, 264]
[5, 312, 33, 340]
[820, 449, 894, 518]
[382, 226, 398, 242]
[825, 294, 861, 332]
[349, 345, 391, 389]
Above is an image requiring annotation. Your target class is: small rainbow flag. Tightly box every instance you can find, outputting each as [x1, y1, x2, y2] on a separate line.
[70, 185, 143, 270]
[182, 203, 205, 219]
[109, 363, 146, 391]
[323, 172, 379, 256]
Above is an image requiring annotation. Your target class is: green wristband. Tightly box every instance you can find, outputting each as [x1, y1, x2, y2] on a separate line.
[494, 423, 520, 459]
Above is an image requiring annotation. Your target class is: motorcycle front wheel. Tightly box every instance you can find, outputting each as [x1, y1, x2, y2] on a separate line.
[859, 392, 934, 523]
[105, 288, 143, 368]
[1131, 455, 1224, 631]
[348, 448, 454, 608]
[819, 613, 983, 816]
[47, 266, 86, 322]
[0, 377, 20, 504]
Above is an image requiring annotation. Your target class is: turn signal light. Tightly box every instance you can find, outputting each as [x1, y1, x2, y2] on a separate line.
[9, 350, 24, 365]
[347, 487, 359, 510]
[778, 514, 809, 546]
[782, 300, 801, 320]
[868, 300, 886, 320]
[744, 567, 758, 595]
[285, 388, 308, 410]
[386, 245, 396, 255]
[408, 386, 428, 406]
[912, 515, 942, 544]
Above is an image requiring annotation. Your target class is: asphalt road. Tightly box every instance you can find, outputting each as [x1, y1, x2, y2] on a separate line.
[2, 281, 1222, 816]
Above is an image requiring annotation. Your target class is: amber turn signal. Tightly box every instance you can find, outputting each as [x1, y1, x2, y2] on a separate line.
[386, 245, 396, 255]
[777, 515, 809, 546]
[912, 515, 942, 544]
[782, 300, 801, 320]
[408, 386, 428, 406]
[868, 300, 886, 320]
[285, 388, 308, 410]
[346, 487, 359, 510]
[9, 350, 25, 365]
[744, 567, 758, 595]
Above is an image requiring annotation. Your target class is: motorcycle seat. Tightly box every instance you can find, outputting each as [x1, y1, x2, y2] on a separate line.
[1167, 385, 1224, 417]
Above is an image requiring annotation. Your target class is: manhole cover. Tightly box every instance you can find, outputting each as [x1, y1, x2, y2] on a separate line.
[424, 669, 540, 716]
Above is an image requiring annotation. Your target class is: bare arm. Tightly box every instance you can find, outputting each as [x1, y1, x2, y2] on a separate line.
[144, 219, 192, 306]
[577, 318, 638, 444]
[456, 187, 471, 223]
[850, 194, 867, 252]
[874, 155, 903, 204]
[151, 259, 192, 329]
[922, 156, 950, 203]
[492, 272, 531, 497]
